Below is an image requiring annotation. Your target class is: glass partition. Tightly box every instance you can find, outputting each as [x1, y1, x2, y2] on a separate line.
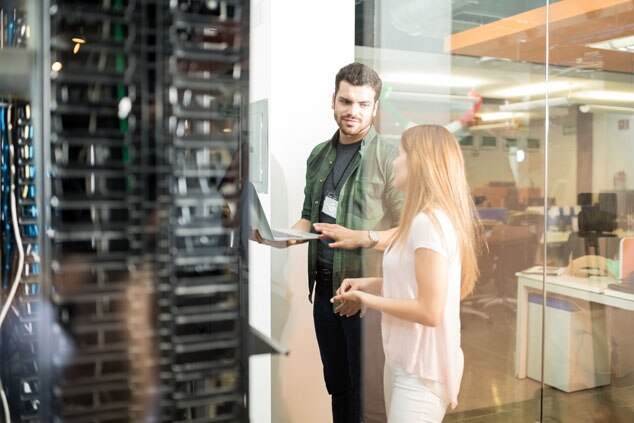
[542, 1, 634, 421]
[357, 0, 634, 421]
[356, 1, 548, 420]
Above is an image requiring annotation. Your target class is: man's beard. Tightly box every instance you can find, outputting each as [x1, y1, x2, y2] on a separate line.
[336, 114, 369, 137]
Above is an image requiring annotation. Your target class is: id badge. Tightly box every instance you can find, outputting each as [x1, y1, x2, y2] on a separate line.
[322, 193, 339, 219]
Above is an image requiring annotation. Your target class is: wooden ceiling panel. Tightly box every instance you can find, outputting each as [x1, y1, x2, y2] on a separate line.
[448, 0, 634, 74]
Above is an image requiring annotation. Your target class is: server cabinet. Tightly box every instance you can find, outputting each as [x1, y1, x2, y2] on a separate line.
[1, 1, 250, 421]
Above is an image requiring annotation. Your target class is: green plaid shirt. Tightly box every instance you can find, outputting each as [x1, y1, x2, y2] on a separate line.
[301, 126, 403, 301]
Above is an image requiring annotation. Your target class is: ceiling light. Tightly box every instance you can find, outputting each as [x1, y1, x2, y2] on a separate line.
[386, 91, 478, 104]
[492, 81, 577, 98]
[588, 35, 634, 53]
[579, 104, 634, 114]
[382, 72, 483, 88]
[573, 90, 634, 103]
[477, 111, 528, 122]
[499, 97, 569, 111]
[469, 122, 517, 131]
[51, 62, 62, 72]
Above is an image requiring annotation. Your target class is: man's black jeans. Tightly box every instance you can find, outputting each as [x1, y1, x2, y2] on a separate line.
[313, 266, 362, 423]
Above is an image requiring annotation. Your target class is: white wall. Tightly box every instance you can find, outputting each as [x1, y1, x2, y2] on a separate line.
[548, 114, 578, 206]
[593, 112, 634, 192]
[462, 113, 580, 208]
[463, 110, 634, 209]
[249, 1, 355, 422]
[249, 1, 272, 421]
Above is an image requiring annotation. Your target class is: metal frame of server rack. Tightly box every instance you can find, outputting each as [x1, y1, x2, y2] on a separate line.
[46, 0, 150, 421]
[0, 0, 45, 421]
[156, 1, 249, 421]
[2, 1, 250, 421]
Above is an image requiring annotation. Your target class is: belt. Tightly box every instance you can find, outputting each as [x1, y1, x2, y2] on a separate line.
[316, 265, 333, 283]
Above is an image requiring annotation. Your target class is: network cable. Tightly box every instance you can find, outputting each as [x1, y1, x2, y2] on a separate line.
[1, 112, 26, 328]
[0, 105, 25, 423]
[1, 104, 12, 290]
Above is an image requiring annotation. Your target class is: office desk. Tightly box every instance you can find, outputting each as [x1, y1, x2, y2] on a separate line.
[540, 229, 633, 245]
[543, 230, 570, 244]
[515, 271, 634, 379]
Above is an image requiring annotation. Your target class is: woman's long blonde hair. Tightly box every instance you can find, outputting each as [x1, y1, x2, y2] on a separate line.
[390, 125, 483, 299]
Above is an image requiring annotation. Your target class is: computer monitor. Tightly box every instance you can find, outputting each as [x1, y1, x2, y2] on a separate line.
[578, 192, 593, 206]
[599, 192, 617, 217]
[567, 202, 619, 262]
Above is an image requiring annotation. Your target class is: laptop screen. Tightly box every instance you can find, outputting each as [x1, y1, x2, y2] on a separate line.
[247, 182, 275, 239]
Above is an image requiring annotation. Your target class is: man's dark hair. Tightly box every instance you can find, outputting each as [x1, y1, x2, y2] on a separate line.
[335, 62, 382, 101]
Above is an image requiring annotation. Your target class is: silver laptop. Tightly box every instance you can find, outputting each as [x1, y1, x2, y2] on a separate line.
[248, 182, 320, 242]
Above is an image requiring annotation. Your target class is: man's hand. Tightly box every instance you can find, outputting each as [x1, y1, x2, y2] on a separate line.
[250, 229, 297, 249]
[313, 223, 368, 249]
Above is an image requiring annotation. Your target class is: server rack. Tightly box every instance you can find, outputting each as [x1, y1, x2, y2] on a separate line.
[0, 1, 250, 421]
[156, 1, 249, 421]
[1, 1, 43, 421]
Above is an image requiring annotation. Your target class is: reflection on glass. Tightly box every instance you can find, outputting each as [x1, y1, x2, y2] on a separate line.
[541, 1, 634, 421]
[357, 0, 554, 421]
[253, 0, 634, 418]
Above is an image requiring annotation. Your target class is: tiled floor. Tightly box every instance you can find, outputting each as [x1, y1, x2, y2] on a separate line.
[445, 304, 634, 422]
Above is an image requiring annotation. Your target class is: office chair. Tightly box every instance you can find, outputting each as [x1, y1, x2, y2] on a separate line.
[461, 209, 507, 322]
[565, 207, 619, 264]
[462, 220, 540, 321]
[487, 223, 539, 309]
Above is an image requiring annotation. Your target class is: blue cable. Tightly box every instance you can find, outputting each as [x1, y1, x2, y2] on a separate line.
[1, 106, 13, 290]
[7, 10, 15, 47]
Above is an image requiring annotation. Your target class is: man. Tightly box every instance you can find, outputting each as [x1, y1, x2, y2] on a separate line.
[257, 62, 402, 423]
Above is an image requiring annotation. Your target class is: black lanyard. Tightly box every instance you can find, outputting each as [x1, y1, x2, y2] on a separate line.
[328, 144, 360, 197]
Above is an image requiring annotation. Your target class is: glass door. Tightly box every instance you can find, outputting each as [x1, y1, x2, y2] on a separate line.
[356, 0, 634, 421]
[356, 0, 549, 421]
[542, 1, 634, 421]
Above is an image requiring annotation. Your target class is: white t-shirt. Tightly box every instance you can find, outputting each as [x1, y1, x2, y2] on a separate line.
[381, 210, 463, 409]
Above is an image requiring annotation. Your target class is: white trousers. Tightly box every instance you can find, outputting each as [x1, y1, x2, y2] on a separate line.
[383, 359, 448, 423]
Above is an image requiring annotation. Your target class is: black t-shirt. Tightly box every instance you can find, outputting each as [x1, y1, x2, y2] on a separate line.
[316, 139, 362, 269]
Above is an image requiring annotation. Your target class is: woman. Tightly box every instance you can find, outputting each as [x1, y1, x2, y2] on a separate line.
[331, 124, 482, 422]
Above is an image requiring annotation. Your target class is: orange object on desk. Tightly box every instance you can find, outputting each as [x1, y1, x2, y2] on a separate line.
[473, 186, 510, 208]
[518, 187, 541, 206]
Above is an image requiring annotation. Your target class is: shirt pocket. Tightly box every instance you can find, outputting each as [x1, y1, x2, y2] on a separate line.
[352, 179, 385, 222]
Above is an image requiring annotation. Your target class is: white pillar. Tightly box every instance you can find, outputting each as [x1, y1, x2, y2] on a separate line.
[249, 1, 355, 422]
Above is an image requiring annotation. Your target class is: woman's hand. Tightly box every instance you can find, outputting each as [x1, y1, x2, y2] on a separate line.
[331, 289, 368, 317]
[336, 277, 364, 295]
[332, 278, 369, 317]
[313, 223, 368, 249]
